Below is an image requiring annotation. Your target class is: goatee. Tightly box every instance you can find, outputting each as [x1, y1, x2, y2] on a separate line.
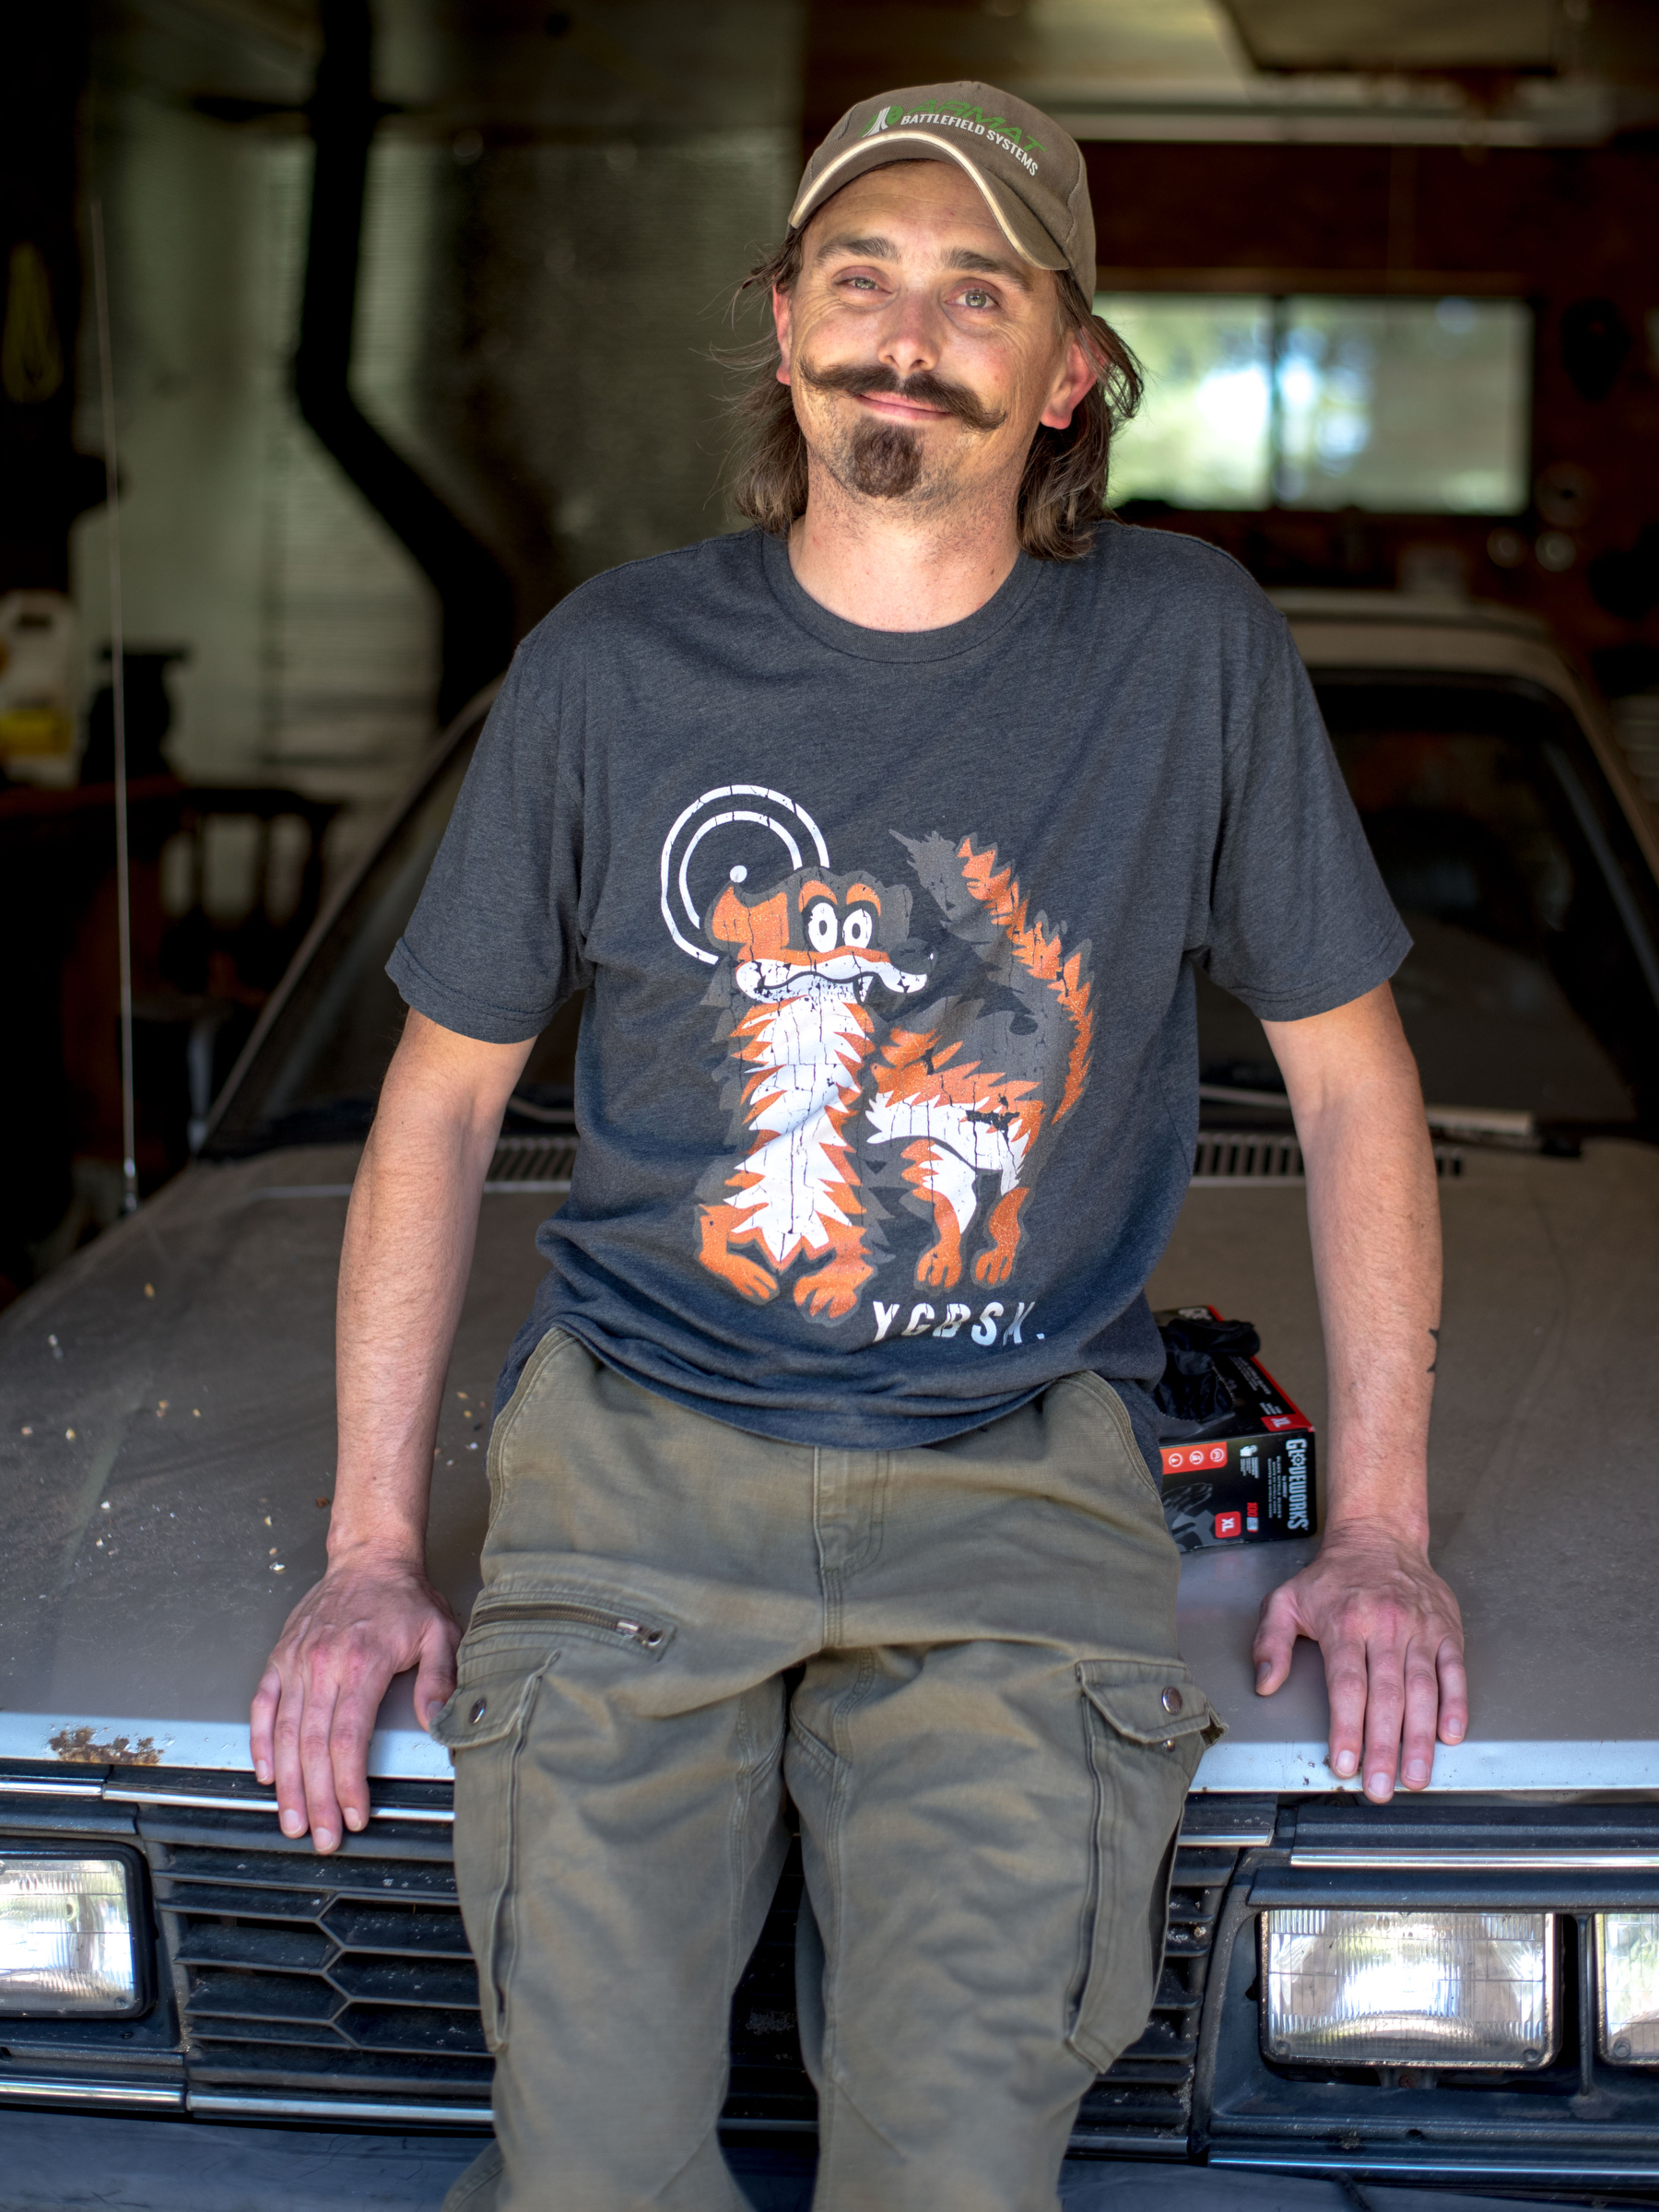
[797, 358, 1007, 505]
[848, 421, 923, 500]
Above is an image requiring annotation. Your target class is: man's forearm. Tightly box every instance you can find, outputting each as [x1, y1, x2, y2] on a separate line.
[330, 1018, 519, 1566]
[330, 1124, 491, 1563]
[1295, 1030, 1441, 1542]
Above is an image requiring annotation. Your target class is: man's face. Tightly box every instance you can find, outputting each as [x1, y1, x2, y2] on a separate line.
[772, 161, 1092, 516]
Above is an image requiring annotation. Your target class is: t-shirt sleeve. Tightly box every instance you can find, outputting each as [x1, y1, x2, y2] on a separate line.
[386, 635, 590, 1043]
[1200, 608, 1410, 1022]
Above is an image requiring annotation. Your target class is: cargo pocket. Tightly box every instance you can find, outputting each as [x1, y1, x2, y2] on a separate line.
[428, 1641, 547, 2051]
[426, 1587, 677, 2048]
[1067, 1657, 1226, 2073]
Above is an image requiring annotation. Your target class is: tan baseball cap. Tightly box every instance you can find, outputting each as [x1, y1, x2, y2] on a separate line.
[788, 82, 1096, 299]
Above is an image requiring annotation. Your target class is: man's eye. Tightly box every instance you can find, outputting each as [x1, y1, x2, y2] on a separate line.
[960, 288, 994, 309]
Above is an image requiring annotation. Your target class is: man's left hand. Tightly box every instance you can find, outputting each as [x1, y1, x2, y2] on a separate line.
[1253, 1520, 1466, 1801]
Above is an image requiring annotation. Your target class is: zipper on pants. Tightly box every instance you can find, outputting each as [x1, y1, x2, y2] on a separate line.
[472, 1596, 669, 1653]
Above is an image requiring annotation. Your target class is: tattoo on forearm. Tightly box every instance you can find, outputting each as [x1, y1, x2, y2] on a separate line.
[1428, 1324, 1441, 1376]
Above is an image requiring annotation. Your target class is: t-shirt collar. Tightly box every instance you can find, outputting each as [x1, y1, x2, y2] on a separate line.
[759, 526, 1045, 662]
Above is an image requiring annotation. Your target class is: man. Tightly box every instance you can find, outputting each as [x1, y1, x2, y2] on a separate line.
[253, 80, 1465, 2212]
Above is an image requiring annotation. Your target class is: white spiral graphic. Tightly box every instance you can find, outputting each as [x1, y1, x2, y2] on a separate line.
[659, 785, 831, 964]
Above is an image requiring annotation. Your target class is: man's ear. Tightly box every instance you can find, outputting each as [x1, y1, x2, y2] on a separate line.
[1039, 332, 1096, 432]
[772, 283, 794, 388]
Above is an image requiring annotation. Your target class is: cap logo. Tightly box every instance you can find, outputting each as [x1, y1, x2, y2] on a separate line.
[893, 100, 1043, 177]
[800, 84, 1089, 293]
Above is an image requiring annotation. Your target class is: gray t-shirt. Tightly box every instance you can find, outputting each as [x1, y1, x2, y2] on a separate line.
[390, 524, 1406, 1448]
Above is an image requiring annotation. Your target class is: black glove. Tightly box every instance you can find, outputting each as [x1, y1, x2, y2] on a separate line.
[1151, 1313, 1260, 1433]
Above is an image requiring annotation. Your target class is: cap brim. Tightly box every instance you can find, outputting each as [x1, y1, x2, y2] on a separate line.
[788, 130, 1066, 276]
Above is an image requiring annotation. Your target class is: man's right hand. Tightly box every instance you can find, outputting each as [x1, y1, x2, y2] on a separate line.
[246, 1012, 534, 1852]
[251, 1554, 460, 1853]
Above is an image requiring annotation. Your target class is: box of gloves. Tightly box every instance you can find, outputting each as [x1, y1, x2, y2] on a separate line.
[1152, 1306, 1318, 1552]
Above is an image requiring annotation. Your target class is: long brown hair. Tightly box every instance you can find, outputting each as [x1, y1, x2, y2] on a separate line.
[724, 229, 1142, 560]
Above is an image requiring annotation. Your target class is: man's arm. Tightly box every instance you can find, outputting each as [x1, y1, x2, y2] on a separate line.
[250, 1010, 535, 1852]
[1252, 980, 1467, 1802]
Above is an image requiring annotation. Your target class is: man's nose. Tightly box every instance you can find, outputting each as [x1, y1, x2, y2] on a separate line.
[877, 286, 943, 381]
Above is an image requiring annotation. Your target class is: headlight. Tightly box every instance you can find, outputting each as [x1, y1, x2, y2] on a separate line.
[0, 1856, 140, 2014]
[1261, 1909, 1557, 2068]
[1599, 1913, 1659, 2064]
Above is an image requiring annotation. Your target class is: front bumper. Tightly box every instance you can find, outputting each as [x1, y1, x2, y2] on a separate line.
[1, 1764, 1658, 2192]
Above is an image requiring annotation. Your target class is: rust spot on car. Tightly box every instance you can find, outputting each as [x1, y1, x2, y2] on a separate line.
[49, 1726, 162, 1766]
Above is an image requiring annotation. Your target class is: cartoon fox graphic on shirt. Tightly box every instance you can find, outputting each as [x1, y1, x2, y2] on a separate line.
[693, 865, 930, 1320]
[664, 787, 1093, 1328]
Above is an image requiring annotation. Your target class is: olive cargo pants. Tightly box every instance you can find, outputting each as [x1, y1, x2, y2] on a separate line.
[432, 1329, 1220, 2212]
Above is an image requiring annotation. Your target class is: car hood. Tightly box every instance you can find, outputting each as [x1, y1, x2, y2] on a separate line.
[1, 1140, 1656, 1793]
[0, 1147, 541, 1778]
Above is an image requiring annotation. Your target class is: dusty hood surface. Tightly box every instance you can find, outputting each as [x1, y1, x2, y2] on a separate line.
[1, 1139, 1656, 1790]
[1151, 1135, 1659, 1792]
[0, 1147, 539, 1776]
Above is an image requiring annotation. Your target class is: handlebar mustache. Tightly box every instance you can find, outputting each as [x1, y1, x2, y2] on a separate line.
[798, 360, 1008, 433]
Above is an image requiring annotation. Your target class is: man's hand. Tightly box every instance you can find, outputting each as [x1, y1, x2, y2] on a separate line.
[1253, 1518, 1466, 1801]
[252, 1554, 460, 1852]
[1259, 982, 1462, 1801]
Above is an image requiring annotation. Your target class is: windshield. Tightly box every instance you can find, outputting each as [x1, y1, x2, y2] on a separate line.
[210, 671, 1659, 1159]
[206, 702, 579, 1156]
[1198, 676, 1659, 1136]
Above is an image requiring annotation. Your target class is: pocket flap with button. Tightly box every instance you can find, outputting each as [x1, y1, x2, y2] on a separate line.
[1077, 1658, 1226, 1749]
[429, 1660, 542, 1751]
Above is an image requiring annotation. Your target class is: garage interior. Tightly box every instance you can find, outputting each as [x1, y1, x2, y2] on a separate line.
[6, 10, 1659, 2211]
[3, 0, 1659, 1302]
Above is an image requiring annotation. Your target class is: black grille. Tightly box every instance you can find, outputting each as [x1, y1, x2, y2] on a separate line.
[485, 1135, 577, 1187]
[725, 1850, 818, 2132]
[143, 1800, 1230, 2147]
[1192, 1133, 1463, 1182]
[1073, 1847, 1236, 2151]
[1192, 1132, 1304, 1182]
[147, 1810, 490, 2106]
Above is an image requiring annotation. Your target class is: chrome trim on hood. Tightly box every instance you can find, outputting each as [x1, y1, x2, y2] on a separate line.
[1293, 1846, 1659, 1871]
[188, 2090, 490, 2126]
[0, 2077, 182, 2112]
[1194, 1736, 1659, 1794]
[102, 1780, 453, 1823]
[1214, 2153, 1659, 2184]
[0, 1769, 453, 1823]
